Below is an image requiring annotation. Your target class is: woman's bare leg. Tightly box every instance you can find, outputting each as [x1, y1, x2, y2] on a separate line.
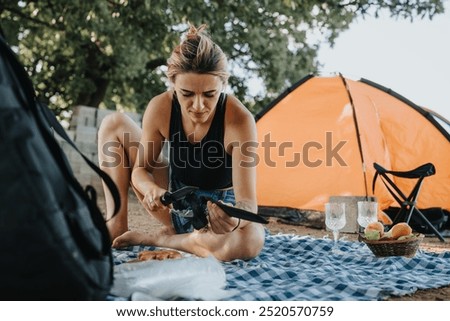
[98, 113, 141, 240]
[112, 223, 265, 262]
[97, 112, 170, 241]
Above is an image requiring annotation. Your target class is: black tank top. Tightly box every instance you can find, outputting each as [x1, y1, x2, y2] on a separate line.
[169, 93, 233, 190]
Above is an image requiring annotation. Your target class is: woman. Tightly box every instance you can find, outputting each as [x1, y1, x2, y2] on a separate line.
[98, 24, 265, 262]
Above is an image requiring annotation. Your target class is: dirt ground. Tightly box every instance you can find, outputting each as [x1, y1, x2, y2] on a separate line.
[104, 193, 450, 301]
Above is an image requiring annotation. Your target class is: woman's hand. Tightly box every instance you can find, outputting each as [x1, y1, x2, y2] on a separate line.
[143, 188, 168, 212]
[207, 201, 241, 234]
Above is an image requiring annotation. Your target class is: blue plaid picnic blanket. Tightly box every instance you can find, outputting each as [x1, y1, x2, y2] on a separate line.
[112, 232, 450, 301]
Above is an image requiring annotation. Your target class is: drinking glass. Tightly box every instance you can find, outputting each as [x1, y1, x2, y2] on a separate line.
[357, 201, 378, 230]
[325, 202, 346, 253]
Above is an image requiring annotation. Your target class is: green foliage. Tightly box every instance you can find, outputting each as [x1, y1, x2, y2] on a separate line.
[0, 0, 444, 116]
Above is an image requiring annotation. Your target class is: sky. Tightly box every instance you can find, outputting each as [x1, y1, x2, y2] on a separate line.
[317, 2, 450, 121]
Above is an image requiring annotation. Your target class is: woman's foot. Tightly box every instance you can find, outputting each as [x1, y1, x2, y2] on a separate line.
[111, 226, 175, 248]
[112, 230, 149, 248]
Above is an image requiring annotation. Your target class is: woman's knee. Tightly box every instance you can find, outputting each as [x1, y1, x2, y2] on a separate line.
[240, 225, 265, 259]
[217, 225, 265, 261]
[98, 112, 134, 139]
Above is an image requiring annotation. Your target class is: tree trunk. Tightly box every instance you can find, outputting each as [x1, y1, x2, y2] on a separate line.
[75, 77, 109, 108]
[75, 43, 112, 108]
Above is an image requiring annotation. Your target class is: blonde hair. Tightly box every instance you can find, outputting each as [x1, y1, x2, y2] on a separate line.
[166, 24, 229, 85]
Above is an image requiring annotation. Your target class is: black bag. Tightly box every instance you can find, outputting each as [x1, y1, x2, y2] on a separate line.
[383, 207, 449, 234]
[0, 33, 120, 299]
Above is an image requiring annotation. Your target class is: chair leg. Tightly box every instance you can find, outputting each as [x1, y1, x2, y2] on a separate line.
[412, 208, 446, 242]
[405, 203, 416, 224]
[393, 207, 407, 225]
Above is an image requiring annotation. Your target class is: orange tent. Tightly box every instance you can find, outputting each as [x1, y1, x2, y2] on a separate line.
[255, 74, 450, 212]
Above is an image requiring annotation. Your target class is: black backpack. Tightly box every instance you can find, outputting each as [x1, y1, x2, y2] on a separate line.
[0, 33, 120, 299]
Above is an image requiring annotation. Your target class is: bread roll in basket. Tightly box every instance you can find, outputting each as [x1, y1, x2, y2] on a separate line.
[361, 222, 423, 258]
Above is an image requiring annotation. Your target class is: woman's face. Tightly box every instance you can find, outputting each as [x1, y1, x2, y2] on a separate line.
[173, 72, 224, 125]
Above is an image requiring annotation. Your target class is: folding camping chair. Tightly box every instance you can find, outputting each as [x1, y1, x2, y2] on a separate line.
[373, 162, 446, 242]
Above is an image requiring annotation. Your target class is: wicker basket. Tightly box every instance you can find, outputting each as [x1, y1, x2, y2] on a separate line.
[361, 234, 424, 258]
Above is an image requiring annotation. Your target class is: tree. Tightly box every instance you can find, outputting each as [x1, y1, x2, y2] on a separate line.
[0, 0, 444, 116]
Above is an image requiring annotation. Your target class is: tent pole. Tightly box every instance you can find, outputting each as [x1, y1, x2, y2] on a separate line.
[339, 74, 369, 200]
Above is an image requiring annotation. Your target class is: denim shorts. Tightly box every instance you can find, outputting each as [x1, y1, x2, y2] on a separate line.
[170, 179, 235, 234]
